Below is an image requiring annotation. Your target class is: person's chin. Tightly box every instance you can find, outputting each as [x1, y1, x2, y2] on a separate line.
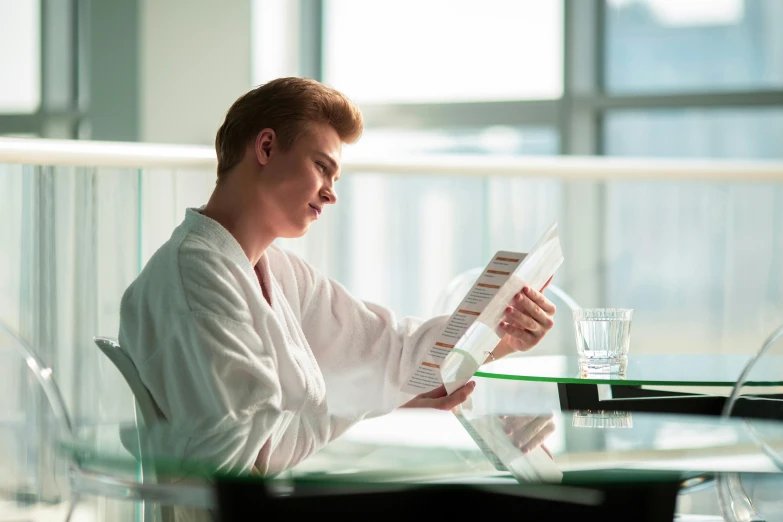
[283, 224, 310, 239]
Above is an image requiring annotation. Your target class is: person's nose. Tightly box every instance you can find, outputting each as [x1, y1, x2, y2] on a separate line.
[321, 184, 338, 205]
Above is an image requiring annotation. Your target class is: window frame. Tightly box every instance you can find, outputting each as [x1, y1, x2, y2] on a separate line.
[312, 0, 783, 311]
[0, 0, 140, 140]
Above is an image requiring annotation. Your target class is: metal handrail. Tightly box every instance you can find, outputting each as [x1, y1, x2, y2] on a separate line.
[2, 136, 783, 181]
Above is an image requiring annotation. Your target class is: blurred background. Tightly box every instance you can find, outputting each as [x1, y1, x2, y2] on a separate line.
[2, 0, 783, 391]
[0, 0, 783, 519]
[0, 1, 783, 517]
[2, 0, 783, 376]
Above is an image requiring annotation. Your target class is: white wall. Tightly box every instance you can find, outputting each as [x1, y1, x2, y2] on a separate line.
[140, 0, 253, 144]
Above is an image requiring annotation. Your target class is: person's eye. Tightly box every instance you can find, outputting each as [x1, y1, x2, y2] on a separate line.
[316, 161, 327, 173]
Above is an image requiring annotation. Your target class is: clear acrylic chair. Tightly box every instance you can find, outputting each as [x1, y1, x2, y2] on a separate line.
[716, 323, 783, 522]
[0, 320, 76, 521]
[92, 337, 218, 521]
[0, 320, 216, 522]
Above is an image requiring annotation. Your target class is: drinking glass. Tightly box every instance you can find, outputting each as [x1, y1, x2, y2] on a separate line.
[573, 308, 633, 374]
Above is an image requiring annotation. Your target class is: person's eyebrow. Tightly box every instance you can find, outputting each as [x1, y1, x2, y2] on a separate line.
[315, 151, 338, 171]
[315, 151, 340, 179]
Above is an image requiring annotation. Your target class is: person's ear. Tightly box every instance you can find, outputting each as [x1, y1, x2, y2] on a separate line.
[255, 129, 276, 166]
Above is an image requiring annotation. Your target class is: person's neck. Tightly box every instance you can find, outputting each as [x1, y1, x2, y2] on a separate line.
[201, 179, 275, 267]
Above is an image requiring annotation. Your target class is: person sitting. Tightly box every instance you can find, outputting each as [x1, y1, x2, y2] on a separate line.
[118, 77, 557, 477]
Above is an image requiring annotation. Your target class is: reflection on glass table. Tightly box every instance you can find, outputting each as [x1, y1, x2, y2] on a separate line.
[56, 404, 783, 521]
[571, 410, 633, 429]
[59, 410, 783, 486]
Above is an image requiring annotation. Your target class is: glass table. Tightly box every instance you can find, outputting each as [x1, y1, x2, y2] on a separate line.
[477, 354, 783, 415]
[56, 407, 783, 520]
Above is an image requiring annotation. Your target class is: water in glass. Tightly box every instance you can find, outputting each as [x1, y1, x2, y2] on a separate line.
[573, 308, 633, 374]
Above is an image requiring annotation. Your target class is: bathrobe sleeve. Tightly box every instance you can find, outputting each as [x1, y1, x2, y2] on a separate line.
[271, 247, 448, 418]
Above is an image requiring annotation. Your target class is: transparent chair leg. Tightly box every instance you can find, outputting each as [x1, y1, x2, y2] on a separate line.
[63, 492, 78, 522]
[717, 473, 764, 522]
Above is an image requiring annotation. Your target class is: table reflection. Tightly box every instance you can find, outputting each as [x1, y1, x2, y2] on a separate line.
[572, 410, 633, 429]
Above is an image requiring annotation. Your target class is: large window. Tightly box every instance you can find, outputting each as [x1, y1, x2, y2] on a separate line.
[605, 0, 783, 93]
[274, 0, 783, 356]
[323, 0, 563, 103]
[604, 106, 783, 352]
[296, 126, 560, 318]
[0, 0, 83, 138]
[0, 0, 40, 114]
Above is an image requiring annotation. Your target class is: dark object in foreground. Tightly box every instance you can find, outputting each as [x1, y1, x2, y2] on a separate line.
[216, 477, 679, 522]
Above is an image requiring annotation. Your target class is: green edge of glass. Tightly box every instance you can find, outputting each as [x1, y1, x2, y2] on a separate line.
[472, 371, 782, 387]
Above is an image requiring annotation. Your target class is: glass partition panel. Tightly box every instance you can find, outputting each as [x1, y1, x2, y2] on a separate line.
[604, 179, 783, 355]
[140, 168, 216, 264]
[287, 171, 783, 357]
[279, 125, 561, 321]
[604, 108, 783, 355]
[0, 161, 219, 520]
[0, 164, 142, 426]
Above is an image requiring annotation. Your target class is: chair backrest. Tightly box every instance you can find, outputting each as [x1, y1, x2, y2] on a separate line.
[0, 321, 74, 437]
[94, 337, 165, 426]
[0, 320, 74, 515]
[721, 323, 783, 465]
[716, 323, 783, 522]
[95, 336, 179, 522]
[722, 323, 783, 420]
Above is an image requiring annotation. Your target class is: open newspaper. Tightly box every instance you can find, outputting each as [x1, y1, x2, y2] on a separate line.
[402, 221, 564, 395]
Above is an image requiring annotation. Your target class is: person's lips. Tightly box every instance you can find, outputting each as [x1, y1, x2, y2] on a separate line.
[309, 204, 322, 218]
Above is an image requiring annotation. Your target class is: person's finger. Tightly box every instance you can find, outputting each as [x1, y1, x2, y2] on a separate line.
[500, 324, 538, 349]
[510, 292, 554, 330]
[520, 421, 556, 454]
[432, 381, 476, 411]
[523, 286, 557, 316]
[511, 416, 554, 448]
[401, 384, 449, 408]
[416, 384, 448, 400]
[503, 416, 535, 433]
[503, 305, 540, 333]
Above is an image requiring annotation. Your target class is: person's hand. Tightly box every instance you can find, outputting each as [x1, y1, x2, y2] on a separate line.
[492, 276, 556, 358]
[400, 381, 476, 411]
[500, 414, 556, 458]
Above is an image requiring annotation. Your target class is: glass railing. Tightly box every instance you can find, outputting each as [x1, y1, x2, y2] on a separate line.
[3, 138, 783, 423]
[2, 136, 783, 397]
[2, 135, 783, 520]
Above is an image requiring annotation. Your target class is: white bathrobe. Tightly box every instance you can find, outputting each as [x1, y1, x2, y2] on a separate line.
[119, 208, 446, 475]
